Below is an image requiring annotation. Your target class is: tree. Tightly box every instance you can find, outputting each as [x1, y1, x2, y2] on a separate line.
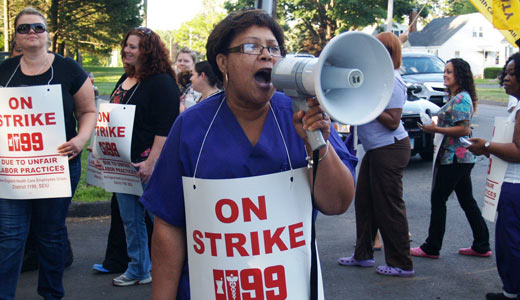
[442, 0, 477, 16]
[172, 0, 226, 59]
[2, 0, 142, 59]
[224, 0, 429, 55]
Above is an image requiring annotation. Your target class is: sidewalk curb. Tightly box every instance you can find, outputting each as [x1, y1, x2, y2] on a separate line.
[68, 201, 110, 218]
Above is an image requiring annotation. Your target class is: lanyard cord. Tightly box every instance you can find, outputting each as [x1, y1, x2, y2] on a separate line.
[111, 82, 140, 105]
[4, 56, 54, 87]
[310, 149, 320, 300]
[192, 97, 294, 187]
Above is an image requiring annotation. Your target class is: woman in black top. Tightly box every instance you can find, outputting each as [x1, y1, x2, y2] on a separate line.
[0, 7, 96, 300]
[109, 27, 179, 287]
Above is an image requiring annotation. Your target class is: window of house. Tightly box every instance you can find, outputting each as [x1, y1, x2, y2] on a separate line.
[496, 53, 500, 65]
[455, 51, 460, 58]
[479, 27, 483, 37]
[472, 27, 477, 37]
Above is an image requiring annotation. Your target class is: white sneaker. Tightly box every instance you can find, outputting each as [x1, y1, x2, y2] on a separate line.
[112, 274, 152, 286]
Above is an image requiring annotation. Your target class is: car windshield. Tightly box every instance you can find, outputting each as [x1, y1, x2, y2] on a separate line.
[400, 56, 445, 75]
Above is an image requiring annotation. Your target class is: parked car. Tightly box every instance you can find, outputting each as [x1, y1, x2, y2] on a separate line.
[400, 52, 446, 106]
[401, 97, 440, 161]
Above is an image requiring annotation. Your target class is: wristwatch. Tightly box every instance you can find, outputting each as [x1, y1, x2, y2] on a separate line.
[484, 141, 491, 149]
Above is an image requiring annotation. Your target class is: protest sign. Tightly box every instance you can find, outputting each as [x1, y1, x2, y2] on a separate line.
[0, 85, 71, 199]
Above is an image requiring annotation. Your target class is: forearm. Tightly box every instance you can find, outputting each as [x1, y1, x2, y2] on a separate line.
[434, 124, 469, 137]
[308, 144, 355, 215]
[487, 141, 520, 162]
[147, 136, 167, 165]
[376, 111, 400, 131]
[74, 111, 97, 147]
[152, 218, 186, 300]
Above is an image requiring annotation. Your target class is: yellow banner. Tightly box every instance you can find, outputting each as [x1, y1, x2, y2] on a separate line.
[493, 0, 520, 30]
[469, 0, 520, 47]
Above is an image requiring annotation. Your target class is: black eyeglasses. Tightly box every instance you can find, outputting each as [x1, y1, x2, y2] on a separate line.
[224, 43, 285, 57]
[135, 27, 152, 35]
[16, 23, 47, 34]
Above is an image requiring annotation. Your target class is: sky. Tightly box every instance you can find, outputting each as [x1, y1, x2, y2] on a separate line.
[147, 0, 203, 30]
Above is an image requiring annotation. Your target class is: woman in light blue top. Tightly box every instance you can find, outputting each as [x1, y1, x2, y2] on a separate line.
[338, 32, 414, 277]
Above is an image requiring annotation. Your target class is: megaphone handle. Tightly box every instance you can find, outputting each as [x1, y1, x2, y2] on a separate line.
[292, 97, 327, 151]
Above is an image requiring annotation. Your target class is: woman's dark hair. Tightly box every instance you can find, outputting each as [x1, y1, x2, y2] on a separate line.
[446, 58, 478, 111]
[176, 70, 192, 93]
[121, 27, 176, 81]
[195, 61, 218, 87]
[206, 9, 285, 83]
[499, 52, 520, 87]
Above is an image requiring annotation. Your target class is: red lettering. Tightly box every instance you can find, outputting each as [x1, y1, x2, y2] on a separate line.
[242, 196, 267, 222]
[215, 199, 239, 223]
[225, 233, 248, 257]
[250, 231, 260, 256]
[205, 232, 222, 256]
[193, 230, 204, 254]
[240, 268, 263, 300]
[117, 126, 125, 137]
[45, 112, 56, 125]
[265, 265, 287, 299]
[263, 227, 288, 254]
[30, 113, 43, 126]
[13, 115, 22, 126]
[20, 97, 32, 109]
[288, 222, 305, 248]
[98, 111, 110, 122]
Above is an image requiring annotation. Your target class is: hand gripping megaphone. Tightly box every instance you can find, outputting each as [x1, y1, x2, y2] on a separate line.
[272, 31, 395, 151]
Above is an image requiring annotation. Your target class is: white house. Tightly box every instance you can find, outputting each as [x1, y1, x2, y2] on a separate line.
[405, 13, 517, 77]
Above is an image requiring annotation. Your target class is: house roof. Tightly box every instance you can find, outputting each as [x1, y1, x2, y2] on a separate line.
[409, 14, 471, 47]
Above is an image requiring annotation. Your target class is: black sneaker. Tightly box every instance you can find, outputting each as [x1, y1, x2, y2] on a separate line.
[486, 292, 516, 300]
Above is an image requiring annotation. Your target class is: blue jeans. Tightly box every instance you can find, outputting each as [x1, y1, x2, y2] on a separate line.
[0, 158, 81, 300]
[116, 183, 152, 280]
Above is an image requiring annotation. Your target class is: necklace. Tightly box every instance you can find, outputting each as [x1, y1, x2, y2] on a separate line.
[21, 54, 50, 76]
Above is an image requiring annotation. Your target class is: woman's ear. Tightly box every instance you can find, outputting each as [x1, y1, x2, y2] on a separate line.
[216, 53, 227, 75]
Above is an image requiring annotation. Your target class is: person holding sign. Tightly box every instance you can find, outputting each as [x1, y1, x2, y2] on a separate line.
[0, 7, 96, 300]
[411, 58, 491, 259]
[109, 27, 179, 287]
[468, 53, 520, 300]
[141, 9, 356, 300]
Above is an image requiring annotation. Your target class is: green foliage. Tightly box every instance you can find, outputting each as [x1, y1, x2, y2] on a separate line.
[172, 2, 226, 59]
[225, 0, 430, 55]
[2, 0, 143, 57]
[442, 0, 477, 16]
[484, 67, 503, 79]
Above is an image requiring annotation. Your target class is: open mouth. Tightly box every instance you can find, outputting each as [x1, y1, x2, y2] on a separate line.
[254, 68, 272, 87]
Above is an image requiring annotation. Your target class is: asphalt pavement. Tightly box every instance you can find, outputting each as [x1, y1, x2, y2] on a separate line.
[15, 103, 507, 300]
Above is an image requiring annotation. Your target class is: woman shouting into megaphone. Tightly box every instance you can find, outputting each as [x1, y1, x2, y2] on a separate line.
[140, 9, 356, 300]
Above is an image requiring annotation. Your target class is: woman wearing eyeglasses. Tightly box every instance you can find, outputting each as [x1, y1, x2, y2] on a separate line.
[0, 7, 96, 300]
[141, 9, 356, 299]
[108, 27, 179, 287]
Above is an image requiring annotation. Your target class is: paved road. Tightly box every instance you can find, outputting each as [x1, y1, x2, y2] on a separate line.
[16, 104, 508, 299]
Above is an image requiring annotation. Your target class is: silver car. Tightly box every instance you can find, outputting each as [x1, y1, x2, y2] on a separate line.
[400, 52, 447, 106]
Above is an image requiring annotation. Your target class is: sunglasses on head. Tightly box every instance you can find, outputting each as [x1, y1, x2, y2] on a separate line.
[16, 23, 47, 34]
[135, 26, 152, 35]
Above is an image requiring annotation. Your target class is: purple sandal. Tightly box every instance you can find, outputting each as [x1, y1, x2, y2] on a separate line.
[338, 255, 375, 267]
[376, 265, 415, 277]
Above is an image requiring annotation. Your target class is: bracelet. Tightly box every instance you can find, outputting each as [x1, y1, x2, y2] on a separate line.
[305, 141, 330, 169]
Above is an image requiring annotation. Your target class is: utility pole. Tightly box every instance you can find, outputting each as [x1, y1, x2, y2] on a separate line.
[255, 0, 277, 18]
[386, 0, 393, 32]
[143, 0, 147, 27]
[3, 0, 8, 52]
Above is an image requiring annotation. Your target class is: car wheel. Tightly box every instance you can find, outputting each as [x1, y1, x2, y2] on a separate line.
[419, 150, 434, 161]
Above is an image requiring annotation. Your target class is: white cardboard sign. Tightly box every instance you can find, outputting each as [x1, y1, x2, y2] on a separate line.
[482, 117, 514, 222]
[183, 168, 324, 300]
[86, 103, 142, 196]
[0, 85, 71, 199]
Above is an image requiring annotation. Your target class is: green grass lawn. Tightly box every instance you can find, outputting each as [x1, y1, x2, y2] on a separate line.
[72, 146, 112, 202]
[84, 66, 124, 96]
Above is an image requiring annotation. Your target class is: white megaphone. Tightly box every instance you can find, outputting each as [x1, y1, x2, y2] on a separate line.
[272, 31, 395, 151]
